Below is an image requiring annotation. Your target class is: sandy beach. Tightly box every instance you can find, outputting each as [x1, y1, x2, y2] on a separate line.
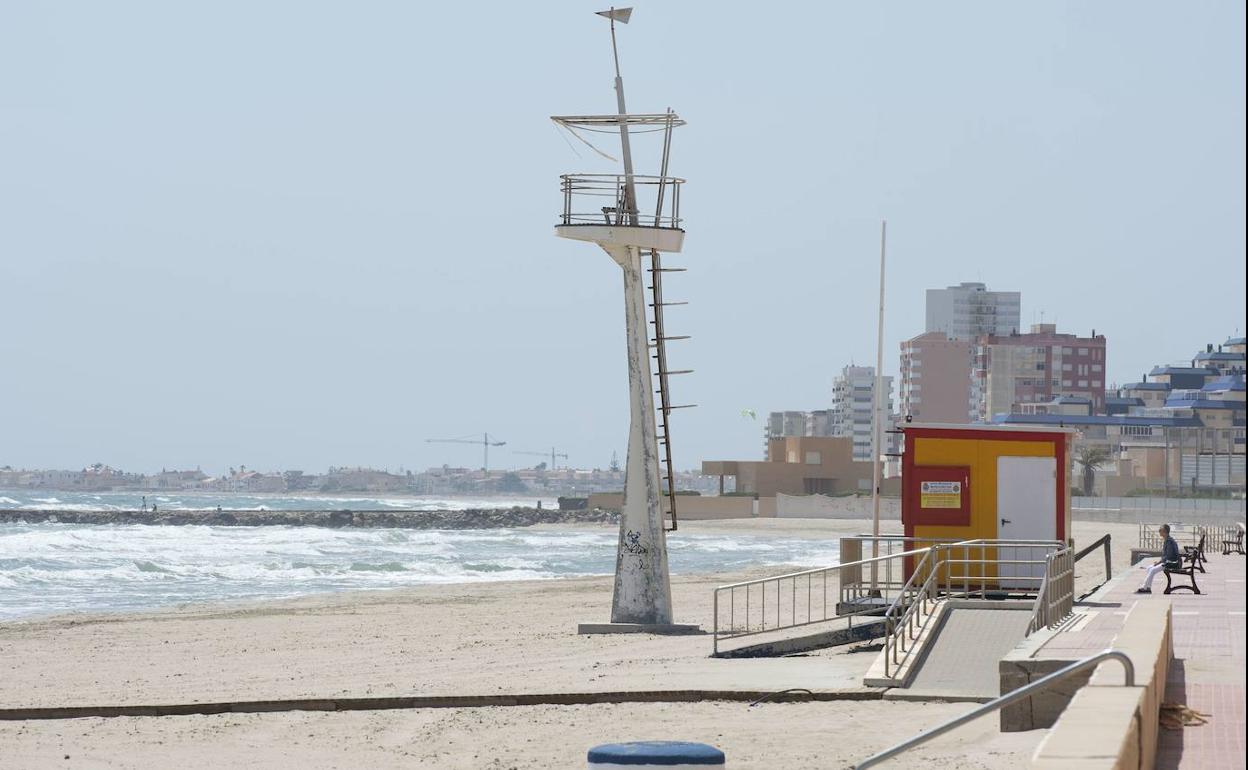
[0, 517, 1143, 768]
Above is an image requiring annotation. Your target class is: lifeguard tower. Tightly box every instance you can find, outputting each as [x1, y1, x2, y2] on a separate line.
[555, 8, 697, 632]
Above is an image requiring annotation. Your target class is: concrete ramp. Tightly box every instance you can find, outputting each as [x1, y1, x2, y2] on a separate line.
[899, 606, 1032, 700]
[865, 600, 1033, 701]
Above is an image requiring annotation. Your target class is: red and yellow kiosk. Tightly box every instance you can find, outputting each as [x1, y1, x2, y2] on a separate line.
[901, 423, 1075, 588]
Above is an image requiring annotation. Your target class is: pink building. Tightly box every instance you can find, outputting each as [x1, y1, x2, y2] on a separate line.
[899, 332, 974, 424]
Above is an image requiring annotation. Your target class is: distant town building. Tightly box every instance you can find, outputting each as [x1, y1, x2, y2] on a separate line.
[831, 365, 895, 462]
[765, 410, 834, 440]
[899, 332, 974, 424]
[1193, 339, 1245, 376]
[996, 335, 1245, 494]
[925, 282, 1021, 341]
[703, 436, 891, 497]
[973, 323, 1108, 420]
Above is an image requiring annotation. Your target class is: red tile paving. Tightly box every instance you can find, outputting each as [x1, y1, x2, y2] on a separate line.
[1042, 550, 1245, 769]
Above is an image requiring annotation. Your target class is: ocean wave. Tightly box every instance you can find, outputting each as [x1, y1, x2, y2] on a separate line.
[348, 561, 409, 572]
[0, 522, 839, 620]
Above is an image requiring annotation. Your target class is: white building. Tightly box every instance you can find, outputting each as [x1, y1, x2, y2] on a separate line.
[831, 365, 895, 462]
[926, 282, 1021, 341]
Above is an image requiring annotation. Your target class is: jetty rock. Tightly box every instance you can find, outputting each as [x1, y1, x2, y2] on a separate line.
[0, 507, 620, 530]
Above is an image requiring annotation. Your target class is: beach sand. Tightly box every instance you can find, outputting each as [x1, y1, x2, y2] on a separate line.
[0, 517, 1141, 768]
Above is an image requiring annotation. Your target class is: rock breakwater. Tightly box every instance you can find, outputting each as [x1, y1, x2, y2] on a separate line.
[0, 507, 620, 530]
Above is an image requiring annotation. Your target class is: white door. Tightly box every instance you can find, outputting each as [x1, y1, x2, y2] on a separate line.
[996, 456, 1057, 590]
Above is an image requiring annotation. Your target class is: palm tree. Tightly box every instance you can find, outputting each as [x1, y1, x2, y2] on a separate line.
[1074, 445, 1112, 496]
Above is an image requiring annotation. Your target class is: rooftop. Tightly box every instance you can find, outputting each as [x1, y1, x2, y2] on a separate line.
[1201, 374, 1246, 393]
[993, 413, 1203, 427]
[1149, 365, 1218, 376]
[1194, 351, 1245, 362]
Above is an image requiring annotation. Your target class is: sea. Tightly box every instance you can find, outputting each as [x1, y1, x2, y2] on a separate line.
[0, 489, 839, 621]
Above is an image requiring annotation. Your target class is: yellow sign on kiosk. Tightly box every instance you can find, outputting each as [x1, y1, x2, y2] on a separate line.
[920, 480, 962, 509]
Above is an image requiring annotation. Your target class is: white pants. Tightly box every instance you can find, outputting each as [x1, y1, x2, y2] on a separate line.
[1141, 563, 1166, 590]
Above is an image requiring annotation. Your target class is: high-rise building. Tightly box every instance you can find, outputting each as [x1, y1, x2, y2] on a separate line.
[973, 324, 1108, 420]
[764, 409, 835, 455]
[926, 282, 1021, 341]
[899, 332, 975, 423]
[831, 365, 895, 461]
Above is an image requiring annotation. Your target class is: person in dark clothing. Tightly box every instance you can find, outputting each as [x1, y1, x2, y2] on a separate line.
[1136, 524, 1181, 594]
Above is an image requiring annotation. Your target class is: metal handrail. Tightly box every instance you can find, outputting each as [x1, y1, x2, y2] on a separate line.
[558, 173, 684, 229]
[1027, 546, 1074, 634]
[855, 649, 1136, 769]
[711, 545, 933, 655]
[882, 540, 1065, 677]
[882, 547, 941, 677]
[1073, 533, 1113, 589]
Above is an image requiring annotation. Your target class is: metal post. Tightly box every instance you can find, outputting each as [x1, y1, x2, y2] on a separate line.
[608, 13, 638, 224]
[870, 221, 887, 591]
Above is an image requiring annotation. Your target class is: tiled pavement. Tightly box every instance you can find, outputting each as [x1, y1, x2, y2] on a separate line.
[1035, 550, 1246, 769]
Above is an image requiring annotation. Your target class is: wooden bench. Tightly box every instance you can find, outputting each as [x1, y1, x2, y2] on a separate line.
[1182, 534, 1207, 573]
[1163, 559, 1200, 594]
[1223, 528, 1245, 556]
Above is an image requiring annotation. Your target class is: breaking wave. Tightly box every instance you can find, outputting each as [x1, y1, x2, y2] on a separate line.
[0, 521, 840, 620]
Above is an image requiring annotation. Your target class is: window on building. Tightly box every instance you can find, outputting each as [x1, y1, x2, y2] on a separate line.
[803, 478, 835, 495]
[804, 451, 822, 465]
[1092, 364, 1102, 372]
[1063, 380, 1073, 387]
[1063, 363, 1073, 371]
[1078, 380, 1088, 387]
[1062, 347, 1073, 355]
[1078, 347, 1089, 355]
[1036, 362, 1046, 370]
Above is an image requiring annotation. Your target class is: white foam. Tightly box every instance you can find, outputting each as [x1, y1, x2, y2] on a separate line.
[0, 522, 839, 620]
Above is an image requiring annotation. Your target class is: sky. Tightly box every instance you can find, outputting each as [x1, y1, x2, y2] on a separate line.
[1, 1, 1244, 475]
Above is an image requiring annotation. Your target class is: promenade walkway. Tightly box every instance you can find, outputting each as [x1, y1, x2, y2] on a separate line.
[1032, 548, 1245, 769]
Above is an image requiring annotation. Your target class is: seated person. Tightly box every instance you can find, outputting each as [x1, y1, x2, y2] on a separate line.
[1136, 524, 1180, 594]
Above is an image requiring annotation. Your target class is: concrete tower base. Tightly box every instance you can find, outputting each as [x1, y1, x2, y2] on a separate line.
[577, 622, 703, 635]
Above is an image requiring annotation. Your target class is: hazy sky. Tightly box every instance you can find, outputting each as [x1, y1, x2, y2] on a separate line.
[2, 2, 1244, 475]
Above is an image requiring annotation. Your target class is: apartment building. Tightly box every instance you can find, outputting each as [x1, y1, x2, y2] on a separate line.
[831, 365, 894, 461]
[973, 323, 1108, 420]
[765, 410, 834, 440]
[925, 282, 1021, 340]
[899, 331, 974, 423]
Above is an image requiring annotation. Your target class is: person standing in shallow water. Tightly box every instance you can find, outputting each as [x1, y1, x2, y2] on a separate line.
[1136, 523, 1181, 594]
[142, 496, 147, 512]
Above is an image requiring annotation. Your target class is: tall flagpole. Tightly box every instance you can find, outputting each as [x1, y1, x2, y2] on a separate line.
[871, 221, 887, 568]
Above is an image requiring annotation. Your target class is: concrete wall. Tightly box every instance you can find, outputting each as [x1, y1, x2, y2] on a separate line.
[585, 493, 768, 520]
[776, 494, 901, 520]
[1032, 600, 1172, 769]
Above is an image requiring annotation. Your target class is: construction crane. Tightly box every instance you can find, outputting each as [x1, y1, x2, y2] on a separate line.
[514, 447, 569, 470]
[426, 433, 506, 473]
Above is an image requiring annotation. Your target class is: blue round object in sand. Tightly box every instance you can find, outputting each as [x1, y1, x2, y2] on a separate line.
[587, 741, 725, 766]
